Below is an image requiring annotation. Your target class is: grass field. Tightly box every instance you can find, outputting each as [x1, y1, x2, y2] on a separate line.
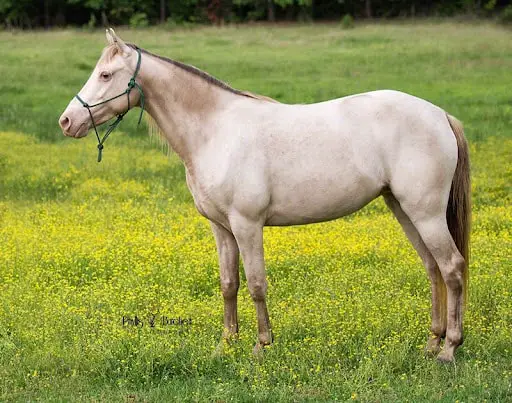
[0, 22, 511, 401]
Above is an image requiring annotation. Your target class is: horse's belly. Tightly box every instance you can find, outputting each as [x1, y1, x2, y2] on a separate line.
[265, 175, 382, 226]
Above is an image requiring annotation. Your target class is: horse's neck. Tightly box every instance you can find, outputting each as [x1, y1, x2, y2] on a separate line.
[139, 56, 236, 167]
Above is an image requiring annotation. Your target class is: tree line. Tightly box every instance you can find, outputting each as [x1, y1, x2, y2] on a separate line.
[1, 0, 511, 28]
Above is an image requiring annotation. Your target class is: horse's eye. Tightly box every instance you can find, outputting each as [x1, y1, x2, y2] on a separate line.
[100, 71, 112, 81]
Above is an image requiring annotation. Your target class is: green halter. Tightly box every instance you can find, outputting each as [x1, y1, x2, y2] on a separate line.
[75, 47, 145, 162]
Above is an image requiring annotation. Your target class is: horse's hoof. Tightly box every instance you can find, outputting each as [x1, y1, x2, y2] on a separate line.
[211, 335, 238, 358]
[252, 342, 270, 358]
[211, 341, 226, 358]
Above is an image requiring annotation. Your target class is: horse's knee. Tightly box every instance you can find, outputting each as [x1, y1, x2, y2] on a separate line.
[247, 277, 267, 301]
[221, 279, 239, 299]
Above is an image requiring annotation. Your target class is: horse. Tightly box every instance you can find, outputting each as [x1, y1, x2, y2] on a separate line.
[59, 29, 470, 363]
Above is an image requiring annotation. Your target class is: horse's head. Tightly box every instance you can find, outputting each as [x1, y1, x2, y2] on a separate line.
[59, 29, 142, 138]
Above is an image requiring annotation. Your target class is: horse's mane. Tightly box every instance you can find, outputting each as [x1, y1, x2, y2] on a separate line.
[127, 43, 278, 103]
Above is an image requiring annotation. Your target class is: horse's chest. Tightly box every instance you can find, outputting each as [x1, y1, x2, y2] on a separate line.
[185, 169, 227, 224]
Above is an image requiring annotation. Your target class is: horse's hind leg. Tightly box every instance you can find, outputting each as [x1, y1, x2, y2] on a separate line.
[397, 198, 465, 363]
[383, 193, 446, 355]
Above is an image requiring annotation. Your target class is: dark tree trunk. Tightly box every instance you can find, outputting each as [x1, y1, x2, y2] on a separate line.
[101, 11, 109, 27]
[268, 0, 275, 22]
[44, 0, 50, 28]
[160, 0, 166, 23]
[365, 0, 372, 18]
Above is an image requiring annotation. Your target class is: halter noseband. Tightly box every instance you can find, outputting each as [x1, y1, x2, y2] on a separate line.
[75, 47, 145, 162]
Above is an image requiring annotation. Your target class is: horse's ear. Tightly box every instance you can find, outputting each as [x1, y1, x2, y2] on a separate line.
[105, 28, 115, 45]
[106, 27, 132, 57]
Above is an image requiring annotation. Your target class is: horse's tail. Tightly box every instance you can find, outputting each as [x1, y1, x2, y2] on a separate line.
[446, 113, 471, 309]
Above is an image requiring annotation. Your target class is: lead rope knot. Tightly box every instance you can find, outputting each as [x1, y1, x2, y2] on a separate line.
[97, 143, 104, 162]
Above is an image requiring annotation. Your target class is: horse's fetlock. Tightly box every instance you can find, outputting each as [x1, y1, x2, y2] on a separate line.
[431, 324, 446, 338]
[258, 331, 273, 346]
[446, 329, 463, 347]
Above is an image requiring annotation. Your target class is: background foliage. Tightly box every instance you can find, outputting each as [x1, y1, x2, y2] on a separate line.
[1, 0, 512, 28]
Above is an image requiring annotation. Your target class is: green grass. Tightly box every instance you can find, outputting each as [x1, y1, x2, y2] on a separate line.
[0, 22, 511, 402]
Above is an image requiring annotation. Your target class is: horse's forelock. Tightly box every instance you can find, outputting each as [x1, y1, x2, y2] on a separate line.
[105, 45, 120, 63]
[97, 45, 120, 67]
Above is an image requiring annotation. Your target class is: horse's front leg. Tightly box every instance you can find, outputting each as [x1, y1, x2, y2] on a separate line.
[230, 217, 273, 354]
[210, 221, 240, 345]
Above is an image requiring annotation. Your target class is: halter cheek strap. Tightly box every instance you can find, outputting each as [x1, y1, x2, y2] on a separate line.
[75, 47, 145, 162]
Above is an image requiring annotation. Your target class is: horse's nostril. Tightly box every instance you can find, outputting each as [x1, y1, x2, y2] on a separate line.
[59, 115, 71, 131]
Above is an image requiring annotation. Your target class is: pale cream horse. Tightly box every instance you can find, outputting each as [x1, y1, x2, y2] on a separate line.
[59, 29, 470, 363]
